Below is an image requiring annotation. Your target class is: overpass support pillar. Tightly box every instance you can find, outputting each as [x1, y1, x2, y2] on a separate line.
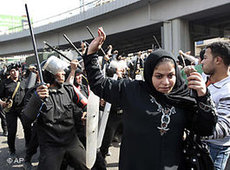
[162, 19, 191, 56]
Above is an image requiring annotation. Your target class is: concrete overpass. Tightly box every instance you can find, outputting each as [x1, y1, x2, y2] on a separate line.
[0, 0, 229, 57]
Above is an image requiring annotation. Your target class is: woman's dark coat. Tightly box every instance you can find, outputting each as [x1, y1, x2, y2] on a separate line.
[83, 49, 217, 170]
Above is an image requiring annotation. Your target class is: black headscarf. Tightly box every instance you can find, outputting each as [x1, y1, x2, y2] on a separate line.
[144, 49, 196, 108]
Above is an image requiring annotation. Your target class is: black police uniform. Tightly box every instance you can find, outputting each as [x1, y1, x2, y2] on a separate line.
[23, 83, 88, 170]
[0, 105, 7, 135]
[22, 86, 39, 164]
[0, 78, 31, 154]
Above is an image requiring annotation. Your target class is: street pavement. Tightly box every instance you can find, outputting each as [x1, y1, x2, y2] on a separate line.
[0, 120, 120, 170]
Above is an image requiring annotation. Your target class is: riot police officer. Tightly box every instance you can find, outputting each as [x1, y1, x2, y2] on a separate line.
[0, 63, 31, 156]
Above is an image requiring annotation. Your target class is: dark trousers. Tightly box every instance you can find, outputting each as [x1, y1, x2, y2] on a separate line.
[25, 122, 39, 162]
[0, 110, 7, 133]
[100, 114, 123, 158]
[6, 109, 31, 153]
[92, 151, 107, 170]
[59, 131, 107, 170]
[77, 126, 107, 170]
[38, 137, 88, 170]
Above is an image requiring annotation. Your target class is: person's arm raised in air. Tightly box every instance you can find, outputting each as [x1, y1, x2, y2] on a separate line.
[83, 27, 125, 105]
[179, 50, 199, 65]
[66, 59, 79, 85]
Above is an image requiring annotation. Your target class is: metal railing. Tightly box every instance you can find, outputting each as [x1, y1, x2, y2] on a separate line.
[0, 0, 115, 36]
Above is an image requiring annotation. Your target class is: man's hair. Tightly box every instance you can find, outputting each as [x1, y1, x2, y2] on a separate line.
[199, 48, 206, 61]
[206, 42, 230, 66]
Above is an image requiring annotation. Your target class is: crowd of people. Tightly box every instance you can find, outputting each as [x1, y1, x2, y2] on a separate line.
[0, 27, 229, 170]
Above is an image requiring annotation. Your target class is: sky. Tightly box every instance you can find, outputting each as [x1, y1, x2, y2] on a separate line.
[0, 0, 81, 22]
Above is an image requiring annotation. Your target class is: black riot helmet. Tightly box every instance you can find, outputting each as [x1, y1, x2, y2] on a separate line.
[7, 63, 21, 71]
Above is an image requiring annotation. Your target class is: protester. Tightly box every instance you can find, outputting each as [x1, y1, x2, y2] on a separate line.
[82, 27, 217, 170]
[22, 56, 89, 170]
[201, 42, 230, 170]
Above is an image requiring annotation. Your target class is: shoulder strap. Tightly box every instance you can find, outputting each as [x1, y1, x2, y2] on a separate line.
[11, 82, 20, 99]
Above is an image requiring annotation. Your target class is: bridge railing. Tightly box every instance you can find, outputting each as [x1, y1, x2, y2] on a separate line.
[0, 0, 115, 36]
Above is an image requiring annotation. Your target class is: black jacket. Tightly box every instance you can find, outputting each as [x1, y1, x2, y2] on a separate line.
[23, 83, 87, 146]
[83, 53, 217, 170]
[0, 78, 26, 110]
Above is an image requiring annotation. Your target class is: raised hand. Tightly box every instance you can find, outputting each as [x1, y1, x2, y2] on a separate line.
[87, 27, 106, 55]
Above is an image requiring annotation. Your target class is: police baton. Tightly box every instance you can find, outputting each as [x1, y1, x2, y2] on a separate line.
[25, 4, 44, 84]
[43, 41, 71, 61]
[44, 41, 82, 69]
[63, 34, 82, 57]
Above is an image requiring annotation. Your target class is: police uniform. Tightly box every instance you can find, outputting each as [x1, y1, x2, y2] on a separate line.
[23, 83, 88, 170]
[0, 77, 31, 154]
[0, 105, 7, 136]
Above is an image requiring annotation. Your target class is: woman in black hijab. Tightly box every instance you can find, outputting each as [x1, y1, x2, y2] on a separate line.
[83, 28, 217, 170]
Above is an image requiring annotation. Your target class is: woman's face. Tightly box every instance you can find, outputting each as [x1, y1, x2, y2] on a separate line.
[152, 61, 176, 94]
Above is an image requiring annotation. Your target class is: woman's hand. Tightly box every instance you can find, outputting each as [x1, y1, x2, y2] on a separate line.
[36, 84, 50, 99]
[187, 72, 206, 97]
[87, 27, 106, 55]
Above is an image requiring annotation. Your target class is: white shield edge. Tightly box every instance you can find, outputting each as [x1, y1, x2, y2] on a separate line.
[97, 102, 112, 148]
[86, 90, 99, 169]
